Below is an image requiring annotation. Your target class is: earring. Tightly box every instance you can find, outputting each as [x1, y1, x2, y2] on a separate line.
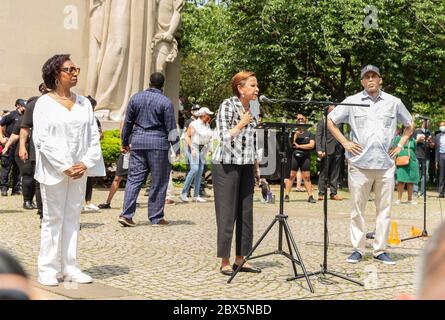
[55, 79, 60, 87]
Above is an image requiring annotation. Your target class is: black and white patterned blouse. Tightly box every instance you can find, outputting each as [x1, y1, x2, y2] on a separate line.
[213, 96, 258, 165]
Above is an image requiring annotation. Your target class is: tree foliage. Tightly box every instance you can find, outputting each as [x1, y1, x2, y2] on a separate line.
[180, 0, 445, 121]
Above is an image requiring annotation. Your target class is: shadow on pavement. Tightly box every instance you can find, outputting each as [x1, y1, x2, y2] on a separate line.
[83, 265, 131, 279]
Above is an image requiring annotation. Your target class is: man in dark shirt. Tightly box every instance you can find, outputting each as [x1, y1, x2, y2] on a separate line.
[413, 120, 434, 197]
[0, 99, 26, 196]
[119, 72, 179, 227]
[284, 114, 317, 203]
[316, 105, 344, 201]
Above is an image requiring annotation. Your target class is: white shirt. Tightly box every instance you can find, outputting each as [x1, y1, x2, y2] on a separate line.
[329, 90, 412, 169]
[190, 118, 213, 147]
[33, 94, 105, 185]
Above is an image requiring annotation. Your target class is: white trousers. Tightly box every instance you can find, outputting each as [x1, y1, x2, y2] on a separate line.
[38, 175, 87, 278]
[348, 164, 395, 257]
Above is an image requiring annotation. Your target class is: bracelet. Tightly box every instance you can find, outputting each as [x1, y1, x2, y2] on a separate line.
[397, 143, 403, 148]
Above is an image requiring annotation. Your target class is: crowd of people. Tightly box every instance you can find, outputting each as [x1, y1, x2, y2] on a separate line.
[2, 55, 445, 299]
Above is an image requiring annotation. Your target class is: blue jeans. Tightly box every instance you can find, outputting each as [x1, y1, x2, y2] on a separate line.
[182, 149, 205, 197]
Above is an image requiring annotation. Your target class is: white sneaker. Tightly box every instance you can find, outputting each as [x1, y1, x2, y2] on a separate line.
[192, 197, 207, 203]
[38, 275, 59, 286]
[394, 200, 401, 205]
[179, 193, 190, 203]
[408, 200, 418, 205]
[83, 203, 100, 212]
[64, 272, 93, 284]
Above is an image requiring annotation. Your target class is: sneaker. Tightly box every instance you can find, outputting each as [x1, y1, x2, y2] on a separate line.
[64, 272, 93, 284]
[284, 195, 290, 202]
[179, 193, 190, 203]
[408, 200, 418, 205]
[152, 219, 170, 227]
[83, 203, 100, 212]
[346, 251, 362, 264]
[98, 203, 111, 209]
[394, 200, 401, 205]
[38, 275, 59, 286]
[118, 216, 136, 227]
[308, 196, 317, 203]
[192, 197, 207, 203]
[374, 253, 396, 265]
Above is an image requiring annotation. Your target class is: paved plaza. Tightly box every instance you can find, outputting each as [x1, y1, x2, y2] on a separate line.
[1, 184, 443, 300]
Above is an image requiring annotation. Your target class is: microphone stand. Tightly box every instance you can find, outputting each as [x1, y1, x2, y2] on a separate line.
[227, 122, 315, 293]
[401, 119, 429, 241]
[266, 98, 368, 287]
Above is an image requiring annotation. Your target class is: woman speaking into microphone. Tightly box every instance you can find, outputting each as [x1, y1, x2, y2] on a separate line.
[212, 71, 261, 276]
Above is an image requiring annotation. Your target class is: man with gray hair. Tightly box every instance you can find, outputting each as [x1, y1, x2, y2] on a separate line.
[328, 64, 414, 265]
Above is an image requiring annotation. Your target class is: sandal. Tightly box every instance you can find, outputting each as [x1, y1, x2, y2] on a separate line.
[219, 266, 233, 276]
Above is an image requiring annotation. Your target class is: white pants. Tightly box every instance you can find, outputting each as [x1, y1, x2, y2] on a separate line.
[348, 164, 395, 257]
[38, 175, 87, 278]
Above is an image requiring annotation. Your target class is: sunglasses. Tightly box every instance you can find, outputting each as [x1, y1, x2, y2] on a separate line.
[61, 67, 80, 75]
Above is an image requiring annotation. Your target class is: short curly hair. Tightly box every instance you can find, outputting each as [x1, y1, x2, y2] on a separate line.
[41, 54, 71, 90]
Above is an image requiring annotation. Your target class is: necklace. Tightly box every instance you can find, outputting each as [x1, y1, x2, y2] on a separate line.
[52, 92, 73, 101]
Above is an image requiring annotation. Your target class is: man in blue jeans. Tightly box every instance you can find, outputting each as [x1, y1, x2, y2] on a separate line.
[118, 72, 179, 227]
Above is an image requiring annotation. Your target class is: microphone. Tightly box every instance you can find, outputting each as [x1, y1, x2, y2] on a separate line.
[259, 95, 276, 104]
[415, 114, 430, 120]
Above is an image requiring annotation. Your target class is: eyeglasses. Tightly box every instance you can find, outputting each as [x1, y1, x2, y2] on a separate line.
[60, 67, 80, 75]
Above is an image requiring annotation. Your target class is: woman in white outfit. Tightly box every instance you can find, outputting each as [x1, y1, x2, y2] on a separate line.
[180, 107, 214, 203]
[33, 54, 105, 286]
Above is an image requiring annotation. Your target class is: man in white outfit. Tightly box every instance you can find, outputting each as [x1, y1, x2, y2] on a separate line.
[327, 65, 413, 265]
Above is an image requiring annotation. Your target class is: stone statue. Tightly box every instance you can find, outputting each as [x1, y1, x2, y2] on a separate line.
[152, 0, 185, 74]
[86, 0, 184, 121]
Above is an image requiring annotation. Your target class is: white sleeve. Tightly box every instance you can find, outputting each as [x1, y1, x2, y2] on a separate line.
[80, 101, 103, 168]
[33, 102, 73, 173]
[328, 99, 351, 125]
[396, 99, 412, 126]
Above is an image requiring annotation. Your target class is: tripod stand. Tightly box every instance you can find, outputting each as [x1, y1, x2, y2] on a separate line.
[402, 121, 430, 241]
[227, 122, 315, 293]
[286, 102, 366, 287]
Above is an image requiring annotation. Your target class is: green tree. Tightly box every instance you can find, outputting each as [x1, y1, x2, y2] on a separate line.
[181, 0, 445, 119]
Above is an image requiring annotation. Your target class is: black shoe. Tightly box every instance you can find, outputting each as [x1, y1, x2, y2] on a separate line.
[232, 263, 261, 273]
[23, 201, 35, 210]
[308, 196, 317, 203]
[366, 231, 375, 239]
[439, 194, 445, 198]
[11, 190, 22, 196]
[98, 203, 111, 209]
[284, 195, 290, 202]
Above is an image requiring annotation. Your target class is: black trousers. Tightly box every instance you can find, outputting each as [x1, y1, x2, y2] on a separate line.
[212, 163, 254, 258]
[85, 177, 94, 202]
[1, 150, 21, 192]
[318, 153, 342, 196]
[14, 156, 42, 214]
[438, 154, 445, 195]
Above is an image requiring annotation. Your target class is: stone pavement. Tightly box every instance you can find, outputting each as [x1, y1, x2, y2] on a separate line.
[1, 185, 444, 300]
